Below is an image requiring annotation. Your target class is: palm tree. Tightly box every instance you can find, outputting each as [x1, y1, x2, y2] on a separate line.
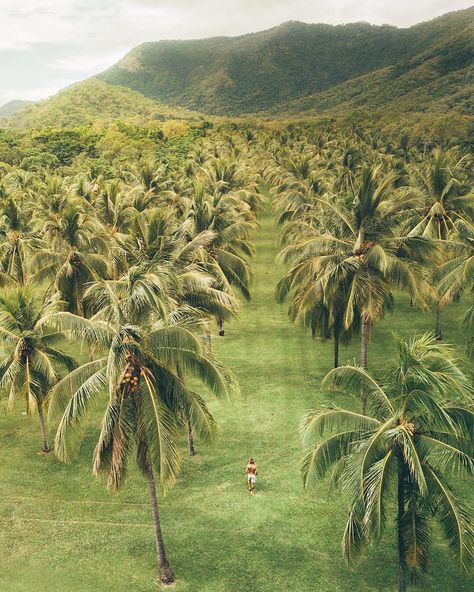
[462, 299, 474, 357]
[408, 147, 474, 339]
[186, 182, 256, 335]
[436, 225, 474, 311]
[0, 196, 38, 285]
[46, 271, 236, 584]
[0, 288, 75, 451]
[277, 166, 433, 410]
[31, 203, 110, 316]
[301, 333, 474, 592]
[282, 273, 359, 369]
[119, 207, 238, 455]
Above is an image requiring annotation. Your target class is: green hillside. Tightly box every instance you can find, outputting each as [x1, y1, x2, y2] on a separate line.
[1, 80, 201, 129]
[268, 21, 473, 117]
[97, 7, 474, 115]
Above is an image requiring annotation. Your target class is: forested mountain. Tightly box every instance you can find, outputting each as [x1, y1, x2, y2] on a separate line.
[97, 7, 474, 115]
[265, 22, 473, 117]
[1, 80, 200, 129]
[0, 100, 33, 118]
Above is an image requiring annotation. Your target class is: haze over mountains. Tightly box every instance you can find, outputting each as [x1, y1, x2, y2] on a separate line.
[1, 6, 472, 127]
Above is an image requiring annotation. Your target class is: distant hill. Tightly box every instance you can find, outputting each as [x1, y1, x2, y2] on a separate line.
[1, 80, 201, 129]
[265, 23, 473, 117]
[0, 100, 34, 118]
[97, 7, 474, 115]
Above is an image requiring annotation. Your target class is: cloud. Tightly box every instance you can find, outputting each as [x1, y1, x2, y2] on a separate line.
[0, 0, 472, 105]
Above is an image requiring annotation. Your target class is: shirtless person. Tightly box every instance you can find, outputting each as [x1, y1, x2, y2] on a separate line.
[245, 458, 258, 493]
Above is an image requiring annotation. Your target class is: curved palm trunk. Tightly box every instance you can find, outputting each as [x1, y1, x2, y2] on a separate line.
[360, 317, 371, 414]
[435, 303, 442, 341]
[397, 458, 408, 592]
[187, 417, 196, 456]
[145, 462, 175, 584]
[37, 402, 50, 453]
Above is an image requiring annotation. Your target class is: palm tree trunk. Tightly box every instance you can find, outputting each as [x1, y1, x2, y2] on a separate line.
[187, 417, 196, 456]
[37, 402, 50, 453]
[360, 317, 371, 414]
[435, 304, 442, 341]
[397, 459, 407, 592]
[333, 333, 340, 369]
[205, 317, 212, 353]
[217, 318, 224, 336]
[145, 462, 175, 584]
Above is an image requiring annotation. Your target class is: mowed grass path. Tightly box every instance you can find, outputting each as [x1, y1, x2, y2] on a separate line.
[0, 206, 472, 592]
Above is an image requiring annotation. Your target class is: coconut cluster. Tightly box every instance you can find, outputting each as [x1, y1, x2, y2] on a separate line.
[121, 362, 144, 393]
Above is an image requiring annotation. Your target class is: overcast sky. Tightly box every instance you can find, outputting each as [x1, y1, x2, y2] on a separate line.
[1, 0, 472, 106]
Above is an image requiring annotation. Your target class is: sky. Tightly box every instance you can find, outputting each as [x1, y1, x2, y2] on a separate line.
[1, 0, 472, 106]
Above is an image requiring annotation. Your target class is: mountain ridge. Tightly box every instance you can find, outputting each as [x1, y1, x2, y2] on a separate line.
[96, 7, 474, 115]
[2, 6, 473, 128]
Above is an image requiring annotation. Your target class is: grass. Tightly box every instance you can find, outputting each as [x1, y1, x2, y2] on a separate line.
[0, 206, 472, 592]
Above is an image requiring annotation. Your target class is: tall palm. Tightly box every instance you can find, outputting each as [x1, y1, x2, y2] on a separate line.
[0, 196, 38, 285]
[277, 166, 433, 410]
[46, 272, 236, 584]
[301, 333, 474, 592]
[124, 208, 238, 454]
[462, 299, 474, 357]
[31, 203, 110, 315]
[436, 226, 474, 308]
[285, 274, 360, 369]
[186, 182, 255, 334]
[408, 147, 474, 339]
[408, 148, 472, 240]
[0, 288, 75, 451]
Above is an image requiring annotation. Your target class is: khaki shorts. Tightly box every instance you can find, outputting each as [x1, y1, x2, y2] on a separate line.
[247, 474, 256, 484]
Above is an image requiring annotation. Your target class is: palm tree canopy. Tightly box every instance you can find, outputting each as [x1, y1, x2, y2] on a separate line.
[301, 334, 474, 576]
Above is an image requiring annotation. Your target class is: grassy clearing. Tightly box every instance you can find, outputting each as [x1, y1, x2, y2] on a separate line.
[0, 206, 472, 592]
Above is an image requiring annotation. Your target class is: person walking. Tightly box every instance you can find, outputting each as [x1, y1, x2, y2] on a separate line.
[245, 458, 258, 493]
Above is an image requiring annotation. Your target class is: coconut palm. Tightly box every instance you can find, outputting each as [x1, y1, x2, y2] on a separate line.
[462, 299, 474, 356]
[285, 274, 360, 369]
[277, 166, 434, 410]
[301, 333, 474, 592]
[46, 271, 236, 584]
[0, 196, 38, 285]
[408, 147, 474, 339]
[31, 203, 110, 315]
[408, 148, 472, 240]
[0, 288, 75, 451]
[113, 209, 238, 455]
[186, 182, 256, 334]
[436, 226, 474, 309]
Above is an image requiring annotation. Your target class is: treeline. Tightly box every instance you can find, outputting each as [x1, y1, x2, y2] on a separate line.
[0, 120, 211, 172]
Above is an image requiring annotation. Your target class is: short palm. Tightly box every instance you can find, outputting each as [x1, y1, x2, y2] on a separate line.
[0, 288, 74, 451]
[301, 334, 474, 591]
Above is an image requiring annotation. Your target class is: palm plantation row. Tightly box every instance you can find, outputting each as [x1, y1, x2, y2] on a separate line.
[269, 129, 474, 591]
[0, 123, 473, 590]
[0, 140, 261, 584]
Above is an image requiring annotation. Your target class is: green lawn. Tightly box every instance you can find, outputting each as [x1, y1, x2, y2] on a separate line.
[0, 206, 472, 592]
